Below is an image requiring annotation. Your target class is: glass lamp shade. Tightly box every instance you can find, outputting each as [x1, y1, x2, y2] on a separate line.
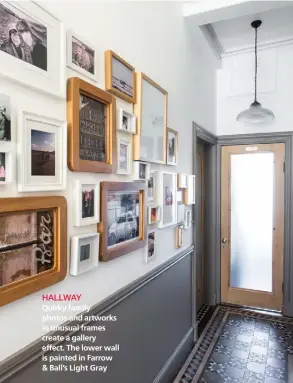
[237, 101, 275, 124]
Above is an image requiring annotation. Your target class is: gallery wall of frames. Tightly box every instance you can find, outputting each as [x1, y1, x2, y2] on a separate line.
[0, 1, 195, 307]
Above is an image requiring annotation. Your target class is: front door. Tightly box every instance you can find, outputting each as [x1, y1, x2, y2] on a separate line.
[221, 143, 284, 311]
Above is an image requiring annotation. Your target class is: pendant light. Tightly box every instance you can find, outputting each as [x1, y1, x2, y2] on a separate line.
[237, 20, 275, 124]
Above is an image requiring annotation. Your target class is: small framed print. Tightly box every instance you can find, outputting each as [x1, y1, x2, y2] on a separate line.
[157, 171, 177, 228]
[147, 171, 157, 202]
[177, 190, 183, 203]
[105, 50, 136, 103]
[117, 137, 132, 175]
[0, 150, 12, 184]
[177, 204, 185, 223]
[133, 161, 150, 181]
[167, 128, 178, 166]
[148, 206, 161, 225]
[178, 173, 187, 189]
[70, 233, 99, 276]
[184, 210, 192, 229]
[67, 77, 116, 173]
[18, 111, 66, 192]
[99, 181, 147, 261]
[145, 230, 156, 263]
[67, 30, 97, 82]
[183, 175, 195, 205]
[0, 94, 11, 141]
[0, 196, 67, 307]
[175, 225, 184, 249]
[74, 180, 99, 227]
[117, 108, 136, 134]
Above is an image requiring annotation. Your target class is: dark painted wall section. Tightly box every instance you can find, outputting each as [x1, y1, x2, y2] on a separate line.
[5, 253, 193, 383]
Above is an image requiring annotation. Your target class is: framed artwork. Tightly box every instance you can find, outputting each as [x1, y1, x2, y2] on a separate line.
[67, 77, 116, 173]
[157, 171, 177, 228]
[117, 137, 132, 175]
[147, 171, 157, 202]
[98, 182, 147, 262]
[178, 173, 187, 188]
[167, 128, 178, 166]
[117, 108, 136, 134]
[67, 30, 97, 82]
[184, 209, 192, 229]
[177, 190, 183, 203]
[70, 233, 99, 276]
[145, 230, 156, 263]
[175, 225, 184, 249]
[183, 175, 196, 205]
[177, 204, 185, 223]
[0, 150, 12, 184]
[74, 180, 99, 226]
[17, 111, 66, 192]
[133, 161, 150, 181]
[134, 72, 167, 164]
[105, 50, 136, 103]
[0, 196, 67, 307]
[0, 94, 11, 141]
[148, 206, 161, 225]
[0, 2, 65, 97]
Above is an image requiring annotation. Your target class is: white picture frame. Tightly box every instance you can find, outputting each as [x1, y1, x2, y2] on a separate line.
[133, 161, 150, 181]
[177, 204, 185, 223]
[74, 180, 99, 227]
[70, 233, 99, 276]
[177, 190, 183, 203]
[67, 30, 98, 82]
[145, 230, 156, 263]
[183, 175, 196, 205]
[178, 173, 188, 188]
[117, 108, 136, 134]
[184, 209, 192, 229]
[0, 2, 65, 98]
[17, 111, 66, 192]
[148, 205, 161, 225]
[117, 137, 132, 175]
[0, 150, 12, 184]
[147, 171, 157, 202]
[157, 171, 177, 228]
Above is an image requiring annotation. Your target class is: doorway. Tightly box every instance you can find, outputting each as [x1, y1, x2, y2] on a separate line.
[220, 143, 285, 311]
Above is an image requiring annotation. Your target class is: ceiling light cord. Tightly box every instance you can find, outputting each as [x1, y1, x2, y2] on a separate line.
[254, 25, 258, 103]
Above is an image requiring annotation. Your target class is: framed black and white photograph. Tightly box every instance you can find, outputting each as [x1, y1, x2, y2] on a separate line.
[133, 161, 150, 181]
[117, 108, 136, 134]
[0, 150, 12, 184]
[167, 128, 178, 166]
[67, 30, 97, 82]
[0, 94, 11, 141]
[17, 111, 66, 192]
[70, 233, 99, 276]
[157, 171, 177, 228]
[145, 230, 156, 263]
[148, 206, 161, 225]
[117, 137, 131, 175]
[74, 180, 99, 226]
[147, 171, 157, 202]
[178, 173, 188, 188]
[0, 2, 65, 97]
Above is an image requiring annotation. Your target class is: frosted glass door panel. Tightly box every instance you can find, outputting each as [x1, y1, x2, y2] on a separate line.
[230, 153, 274, 292]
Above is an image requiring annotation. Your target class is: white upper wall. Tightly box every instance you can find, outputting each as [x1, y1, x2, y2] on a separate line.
[0, 1, 217, 361]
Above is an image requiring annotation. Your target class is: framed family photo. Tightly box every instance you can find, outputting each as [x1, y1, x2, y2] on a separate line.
[17, 111, 66, 192]
[70, 233, 99, 276]
[117, 137, 132, 175]
[145, 230, 156, 263]
[117, 108, 136, 134]
[157, 171, 177, 228]
[98, 181, 146, 262]
[0, 150, 12, 184]
[105, 50, 136, 103]
[67, 77, 116, 173]
[74, 180, 99, 226]
[133, 161, 150, 181]
[0, 94, 11, 141]
[67, 30, 97, 82]
[134, 72, 167, 164]
[0, 196, 67, 307]
[167, 128, 178, 166]
[0, 1, 65, 97]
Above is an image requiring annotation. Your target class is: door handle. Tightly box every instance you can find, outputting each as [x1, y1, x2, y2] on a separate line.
[222, 237, 228, 244]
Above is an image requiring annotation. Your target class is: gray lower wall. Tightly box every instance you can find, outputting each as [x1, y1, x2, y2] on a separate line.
[2, 248, 194, 383]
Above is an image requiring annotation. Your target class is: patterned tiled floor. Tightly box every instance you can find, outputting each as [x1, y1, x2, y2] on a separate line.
[174, 305, 293, 383]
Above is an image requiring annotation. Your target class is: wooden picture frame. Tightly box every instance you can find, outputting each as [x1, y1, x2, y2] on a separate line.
[167, 128, 178, 166]
[183, 175, 196, 205]
[0, 196, 67, 307]
[105, 50, 136, 103]
[134, 72, 167, 164]
[98, 182, 147, 261]
[67, 77, 116, 173]
[70, 233, 99, 275]
[175, 225, 184, 249]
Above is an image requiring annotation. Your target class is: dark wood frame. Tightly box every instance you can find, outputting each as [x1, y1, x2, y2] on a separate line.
[67, 77, 116, 173]
[0, 196, 67, 307]
[98, 182, 147, 261]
